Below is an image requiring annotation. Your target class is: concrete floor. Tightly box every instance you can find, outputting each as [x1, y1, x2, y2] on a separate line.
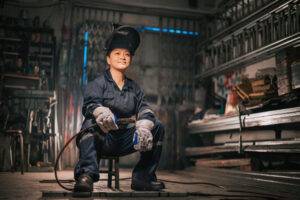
[0, 167, 300, 200]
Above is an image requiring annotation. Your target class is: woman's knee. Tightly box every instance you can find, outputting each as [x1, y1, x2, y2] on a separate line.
[153, 120, 165, 141]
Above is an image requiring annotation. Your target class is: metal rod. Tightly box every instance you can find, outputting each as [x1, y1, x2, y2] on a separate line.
[287, 3, 292, 36]
[270, 12, 275, 42]
[296, 3, 300, 32]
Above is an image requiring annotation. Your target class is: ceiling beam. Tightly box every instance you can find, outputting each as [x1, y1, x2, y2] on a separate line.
[72, 0, 215, 19]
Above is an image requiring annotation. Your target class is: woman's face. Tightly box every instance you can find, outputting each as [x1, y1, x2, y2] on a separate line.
[107, 48, 132, 71]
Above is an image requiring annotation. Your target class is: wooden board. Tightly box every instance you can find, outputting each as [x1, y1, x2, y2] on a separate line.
[196, 158, 251, 168]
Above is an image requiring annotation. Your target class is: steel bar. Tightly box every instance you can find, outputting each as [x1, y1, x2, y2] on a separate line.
[296, 3, 300, 32]
[287, 3, 292, 36]
[197, 32, 300, 79]
[270, 12, 275, 42]
[196, 0, 299, 80]
[199, 0, 291, 48]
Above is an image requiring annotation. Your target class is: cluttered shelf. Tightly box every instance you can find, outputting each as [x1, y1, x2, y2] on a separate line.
[1, 73, 40, 90]
[1, 73, 40, 80]
[188, 105, 300, 134]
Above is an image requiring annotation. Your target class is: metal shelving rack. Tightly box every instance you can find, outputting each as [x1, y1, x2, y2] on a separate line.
[0, 24, 56, 90]
[0, 18, 57, 172]
[195, 0, 300, 80]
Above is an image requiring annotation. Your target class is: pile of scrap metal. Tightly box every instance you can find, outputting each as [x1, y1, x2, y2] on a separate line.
[234, 75, 277, 109]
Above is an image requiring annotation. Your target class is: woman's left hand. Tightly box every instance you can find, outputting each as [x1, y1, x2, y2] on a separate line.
[93, 106, 119, 133]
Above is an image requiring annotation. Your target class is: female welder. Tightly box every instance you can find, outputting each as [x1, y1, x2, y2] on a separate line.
[74, 25, 165, 193]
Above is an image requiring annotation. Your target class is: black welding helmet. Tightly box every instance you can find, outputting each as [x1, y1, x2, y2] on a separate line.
[104, 25, 140, 56]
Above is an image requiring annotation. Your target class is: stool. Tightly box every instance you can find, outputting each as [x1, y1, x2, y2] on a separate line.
[99, 156, 120, 189]
[5, 129, 24, 174]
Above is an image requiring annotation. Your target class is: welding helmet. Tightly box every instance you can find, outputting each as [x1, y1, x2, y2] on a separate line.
[104, 25, 140, 55]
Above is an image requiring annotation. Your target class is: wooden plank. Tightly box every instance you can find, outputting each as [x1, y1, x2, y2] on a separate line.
[196, 158, 251, 168]
[185, 146, 238, 157]
[189, 106, 300, 134]
[244, 143, 300, 153]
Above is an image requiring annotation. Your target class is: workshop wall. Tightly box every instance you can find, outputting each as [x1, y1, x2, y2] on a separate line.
[56, 4, 200, 168]
[1, 0, 201, 170]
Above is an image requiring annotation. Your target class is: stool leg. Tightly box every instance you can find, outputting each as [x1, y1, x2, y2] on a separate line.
[9, 138, 13, 172]
[115, 157, 119, 190]
[19, 134, 24, 175]
[108, 158, 113, 188]
[12, 137, 16, 172]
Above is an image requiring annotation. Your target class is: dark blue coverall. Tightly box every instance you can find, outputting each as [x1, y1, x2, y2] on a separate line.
[74, 69, 165, 183]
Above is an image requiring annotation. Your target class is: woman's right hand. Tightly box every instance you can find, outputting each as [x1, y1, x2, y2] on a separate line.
[93, 106, 119, 133]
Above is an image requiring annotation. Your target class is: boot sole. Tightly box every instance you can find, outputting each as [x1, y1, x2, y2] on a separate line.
[131, 184, 161, 191]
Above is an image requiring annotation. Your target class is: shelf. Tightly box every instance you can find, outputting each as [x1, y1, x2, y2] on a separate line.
[188, 106, 300, 134]
[0, 37, 22, 42]
[0, 25, 54, 34]
[29, 54, 53, 59]
[2, 73, 40, 81]
[10, 89, 54, 99]
[3, 51, 20, 56]
[30, 42, 53, 48]
[185, 139, 300, 157]
[196, 33, 300, 79]
[2, 73, 40, 90]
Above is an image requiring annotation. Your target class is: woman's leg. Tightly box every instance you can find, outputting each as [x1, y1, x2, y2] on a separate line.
[132, 120, 165, 183]
[74, 132, 102, 182]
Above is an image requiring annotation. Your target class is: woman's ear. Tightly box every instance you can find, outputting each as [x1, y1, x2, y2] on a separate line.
[106, 55, 111, 66]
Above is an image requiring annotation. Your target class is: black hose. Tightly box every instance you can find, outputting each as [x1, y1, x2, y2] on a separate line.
[54, 123, 97, 191]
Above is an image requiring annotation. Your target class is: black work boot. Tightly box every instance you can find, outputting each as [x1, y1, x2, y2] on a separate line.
[74, 174, 94, 193]
[131, 178, 163, 191]
[151, 181, 165, 189]
[151, 175, 165, 189]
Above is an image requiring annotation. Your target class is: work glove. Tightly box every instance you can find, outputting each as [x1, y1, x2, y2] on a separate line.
[93, 106, 118, 133]
[133, 119, 154, 152]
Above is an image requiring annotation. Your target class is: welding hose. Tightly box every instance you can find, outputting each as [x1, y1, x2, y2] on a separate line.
[54, 123, 98, 191]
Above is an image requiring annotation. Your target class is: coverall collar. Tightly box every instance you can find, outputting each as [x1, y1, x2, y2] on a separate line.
[104, 68, 132, 91]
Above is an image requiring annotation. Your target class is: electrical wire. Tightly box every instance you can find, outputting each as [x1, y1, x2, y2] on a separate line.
[54, 123, 97, 191]
[54, 121, 225, 191]
[53, 122, 283, 200]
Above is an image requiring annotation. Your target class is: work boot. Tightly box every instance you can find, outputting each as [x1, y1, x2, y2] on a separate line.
[74, 174, 94, 193]
[152, 181, 165, 189]
[151, 175, 165, 189]
[131, 178, 164, 191]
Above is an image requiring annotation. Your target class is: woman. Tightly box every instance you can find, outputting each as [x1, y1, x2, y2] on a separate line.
[74, 26, 165, 193]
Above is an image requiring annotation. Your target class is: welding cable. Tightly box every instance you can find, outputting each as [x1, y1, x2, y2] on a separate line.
[54, 117, 136, 191]
[54, 123, 98, 191]
[54, 124, 226, 192]
[43, 177, 225, 189]
[117, 177, 225, 189]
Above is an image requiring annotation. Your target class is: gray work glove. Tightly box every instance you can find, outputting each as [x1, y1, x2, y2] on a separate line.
[93, 106, 118, 133]
[133, 119, 154, 152]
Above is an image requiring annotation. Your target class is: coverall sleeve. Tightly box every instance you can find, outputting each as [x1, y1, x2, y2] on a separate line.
[136, 86, 156, 123]
[82, 80, 104, 118]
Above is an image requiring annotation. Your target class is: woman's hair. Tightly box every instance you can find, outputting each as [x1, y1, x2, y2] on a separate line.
[106, 50, 112, 57]
[105, 49, 133, 58]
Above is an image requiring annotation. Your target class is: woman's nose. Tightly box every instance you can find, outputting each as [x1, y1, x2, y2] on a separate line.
[120, 53, 126, 59]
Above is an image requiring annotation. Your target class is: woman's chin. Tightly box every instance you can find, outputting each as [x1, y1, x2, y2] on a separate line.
[111, 66, 128, 72]
[117, 65, 129, 70]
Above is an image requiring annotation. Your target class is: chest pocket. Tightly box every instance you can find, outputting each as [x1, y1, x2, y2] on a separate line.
[102, 92, 115, 107]
[121, 92, 136, 114]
